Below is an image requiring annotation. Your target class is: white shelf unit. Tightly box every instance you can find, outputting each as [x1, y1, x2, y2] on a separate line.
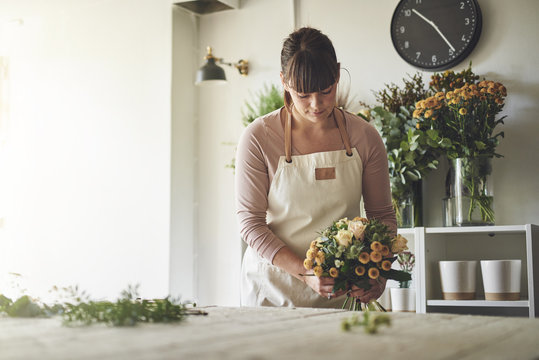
[416, 224, 538, 318]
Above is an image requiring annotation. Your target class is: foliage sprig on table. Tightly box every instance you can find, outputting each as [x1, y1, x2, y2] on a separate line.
[0, 284, 206, 326]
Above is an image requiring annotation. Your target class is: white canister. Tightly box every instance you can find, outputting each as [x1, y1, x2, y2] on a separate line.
[480, 260, 521, 301]
[390, 287, 416, 312]
[439, 261, 477, 300]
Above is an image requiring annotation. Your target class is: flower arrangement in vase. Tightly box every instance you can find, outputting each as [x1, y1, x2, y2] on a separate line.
[414, 66, 507, 225]
[366, 74, 450, 228]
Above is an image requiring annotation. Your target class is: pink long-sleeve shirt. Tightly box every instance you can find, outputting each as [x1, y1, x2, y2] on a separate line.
[235, 108, 397, 263]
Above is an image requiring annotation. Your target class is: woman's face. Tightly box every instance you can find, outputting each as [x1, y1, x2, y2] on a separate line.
[282, 75, 339, 124]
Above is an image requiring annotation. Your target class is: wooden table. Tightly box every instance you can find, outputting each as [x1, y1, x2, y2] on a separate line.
[1, 306, 539, 359]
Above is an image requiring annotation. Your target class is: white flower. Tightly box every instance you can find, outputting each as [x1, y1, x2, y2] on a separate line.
[348, 220, 366, 241]
[335, 259, 344, 268]
[335, 229, 353, 247]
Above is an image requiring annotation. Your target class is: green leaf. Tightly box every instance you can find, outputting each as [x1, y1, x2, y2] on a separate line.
[400, 141, 410, 151]
[474, 141, 486, 150]
[426, 129, 438, 140]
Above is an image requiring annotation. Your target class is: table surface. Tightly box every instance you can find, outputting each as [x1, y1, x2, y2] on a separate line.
[1, 306, 539, 360]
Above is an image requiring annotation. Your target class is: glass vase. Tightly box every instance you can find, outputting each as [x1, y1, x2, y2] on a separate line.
[450, 157, 494, 226]
[394, 181, 422, 228]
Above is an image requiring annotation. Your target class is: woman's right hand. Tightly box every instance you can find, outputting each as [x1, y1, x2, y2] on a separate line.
[303, 272, 347, 299]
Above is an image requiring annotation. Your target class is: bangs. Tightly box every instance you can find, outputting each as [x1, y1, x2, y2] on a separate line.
[285, 50, 338, 94]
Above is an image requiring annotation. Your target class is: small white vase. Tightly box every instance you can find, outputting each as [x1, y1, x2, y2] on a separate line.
[390, 288, 416, 312]
[439, 260, 477, 300]
[481, 260, 521, 301]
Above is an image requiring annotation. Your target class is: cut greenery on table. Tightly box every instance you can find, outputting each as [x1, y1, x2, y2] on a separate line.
[0, 284, 206, 326]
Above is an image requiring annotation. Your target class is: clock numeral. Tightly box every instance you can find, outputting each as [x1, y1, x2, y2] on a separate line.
[400, 26, 405, 33]
[465, 17, 470, 25]
[404, 9, 411, 16]
[449, 49, 454, 56]
[460, 2, 465, 9]
[404, 41, 410, 49]
[416, 0, 422, 4]
[432, 55, 437, 63]
[416, 52, 421, 59]
[462, 34, 467, 41]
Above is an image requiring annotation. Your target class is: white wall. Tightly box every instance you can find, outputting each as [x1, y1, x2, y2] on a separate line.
[193, 0, 539, 305]
[0, 0, 172, 300]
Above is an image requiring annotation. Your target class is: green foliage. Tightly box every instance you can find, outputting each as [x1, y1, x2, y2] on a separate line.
[374, 72, 429, 114]
[341, 310, 391, 334]
[0, 284, 206, 326]
[370, 106, 448, 204]
[241, 83, 284, 127]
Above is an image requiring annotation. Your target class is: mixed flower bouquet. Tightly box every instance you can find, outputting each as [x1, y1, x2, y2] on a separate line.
[303, 217, 411, 311]
[396, 251, 415, 288]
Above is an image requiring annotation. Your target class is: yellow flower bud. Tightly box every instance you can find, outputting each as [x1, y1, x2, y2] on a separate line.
[370, 241, 382, 252]
[370, 251, 382, 263]
[358, 252, 370, 264]
[303, 258, 313, 270]
[459, 108, 467, 115]
[355, 266, 366, 276]
[329, 267, 339, 278]
[313, 265, 323, 277]
[381, 260, 392, 271]
[368, 267, 380, 280]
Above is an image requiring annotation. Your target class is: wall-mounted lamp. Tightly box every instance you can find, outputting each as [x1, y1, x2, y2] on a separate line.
[195, 47, 248, 86]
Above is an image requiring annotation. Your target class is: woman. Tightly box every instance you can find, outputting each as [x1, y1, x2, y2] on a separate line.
[235, 27, 396, 308]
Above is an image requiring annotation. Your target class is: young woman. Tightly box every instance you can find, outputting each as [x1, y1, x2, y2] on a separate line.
[235, 27, 396, 307]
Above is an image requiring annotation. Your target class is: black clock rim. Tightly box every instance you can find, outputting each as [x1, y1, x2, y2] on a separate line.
[390, 0, 483, 72]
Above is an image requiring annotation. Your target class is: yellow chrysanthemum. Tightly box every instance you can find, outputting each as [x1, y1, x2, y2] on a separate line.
[459, 108, 467, 115]
[315, 252, 325, 265]
[355, 265, 366, 276]
[329, 267, 339, 278]
[358, 252, 370, 264]
[303, 258, 313, 270]
[306, 249, 316, 260]
[446, 91, 454, 99]
[313, 265, 323, 277]
[368, 267, 380, 280]
[381, 260, 392, 271]
[413, 109, 422, 118]
[370, 241, 382, 252]
[370, 251, 382, 263]
[310, 240, 319, 249]
[381, 245, 390, 257]
[416, 122, 421, 129]
[424, 109, 433, 118]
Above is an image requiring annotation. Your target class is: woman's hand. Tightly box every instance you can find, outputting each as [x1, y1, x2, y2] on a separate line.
[348, 277, 387, 303]
[303, 272, 347, 299]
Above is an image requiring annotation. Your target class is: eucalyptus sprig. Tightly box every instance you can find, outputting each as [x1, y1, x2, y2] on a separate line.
[341, 310, 391, 334]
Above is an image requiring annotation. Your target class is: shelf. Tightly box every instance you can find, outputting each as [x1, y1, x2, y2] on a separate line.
[427, 299, 530, 308]
[425, 225, 527, 235]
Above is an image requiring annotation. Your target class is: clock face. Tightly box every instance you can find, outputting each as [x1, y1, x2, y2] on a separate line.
[391, 0, 482, 71]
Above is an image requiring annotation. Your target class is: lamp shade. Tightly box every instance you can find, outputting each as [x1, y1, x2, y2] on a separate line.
[195, 57, 227, 85]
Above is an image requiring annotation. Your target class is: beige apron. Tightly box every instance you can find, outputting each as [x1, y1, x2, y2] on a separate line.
[241, 107, 363, 308]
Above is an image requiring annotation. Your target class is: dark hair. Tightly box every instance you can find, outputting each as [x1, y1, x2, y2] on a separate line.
[281, 27, 339, 109]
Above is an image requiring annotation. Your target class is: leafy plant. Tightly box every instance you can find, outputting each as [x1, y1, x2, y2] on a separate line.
[0, 284, 206, 326]
[241, 83, 284, 127]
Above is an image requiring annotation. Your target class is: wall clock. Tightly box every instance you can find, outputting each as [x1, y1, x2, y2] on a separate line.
[391, 0, 482, 71]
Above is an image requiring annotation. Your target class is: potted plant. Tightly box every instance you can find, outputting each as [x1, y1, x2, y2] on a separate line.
[390, 251, 416, 312]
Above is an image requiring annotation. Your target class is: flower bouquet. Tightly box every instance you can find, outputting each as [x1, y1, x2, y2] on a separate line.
[303, 217, 411, 311]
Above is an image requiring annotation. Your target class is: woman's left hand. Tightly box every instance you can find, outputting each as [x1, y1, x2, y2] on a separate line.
[348, 277, 387, 304]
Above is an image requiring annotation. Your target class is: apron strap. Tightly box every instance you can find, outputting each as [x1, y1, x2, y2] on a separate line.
[284, 106, 353, 163]
[285, 108, 292, 163]
[333, 107, 353, 157]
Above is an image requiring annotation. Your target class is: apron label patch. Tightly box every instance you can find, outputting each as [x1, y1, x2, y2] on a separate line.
[315, 167, 336, 180]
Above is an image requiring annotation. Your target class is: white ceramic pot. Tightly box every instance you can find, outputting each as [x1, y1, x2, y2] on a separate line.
[390, 287, 416, 312]
[439, 261, 477, 300]
[480, 260, 521, 301]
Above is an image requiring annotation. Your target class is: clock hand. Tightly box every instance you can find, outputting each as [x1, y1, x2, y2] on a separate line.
[411, 8, 456, 52]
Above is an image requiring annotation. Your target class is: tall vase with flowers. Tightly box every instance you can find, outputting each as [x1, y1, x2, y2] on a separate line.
[414, 69, 507, 225]
[367, 74, 450, 228]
